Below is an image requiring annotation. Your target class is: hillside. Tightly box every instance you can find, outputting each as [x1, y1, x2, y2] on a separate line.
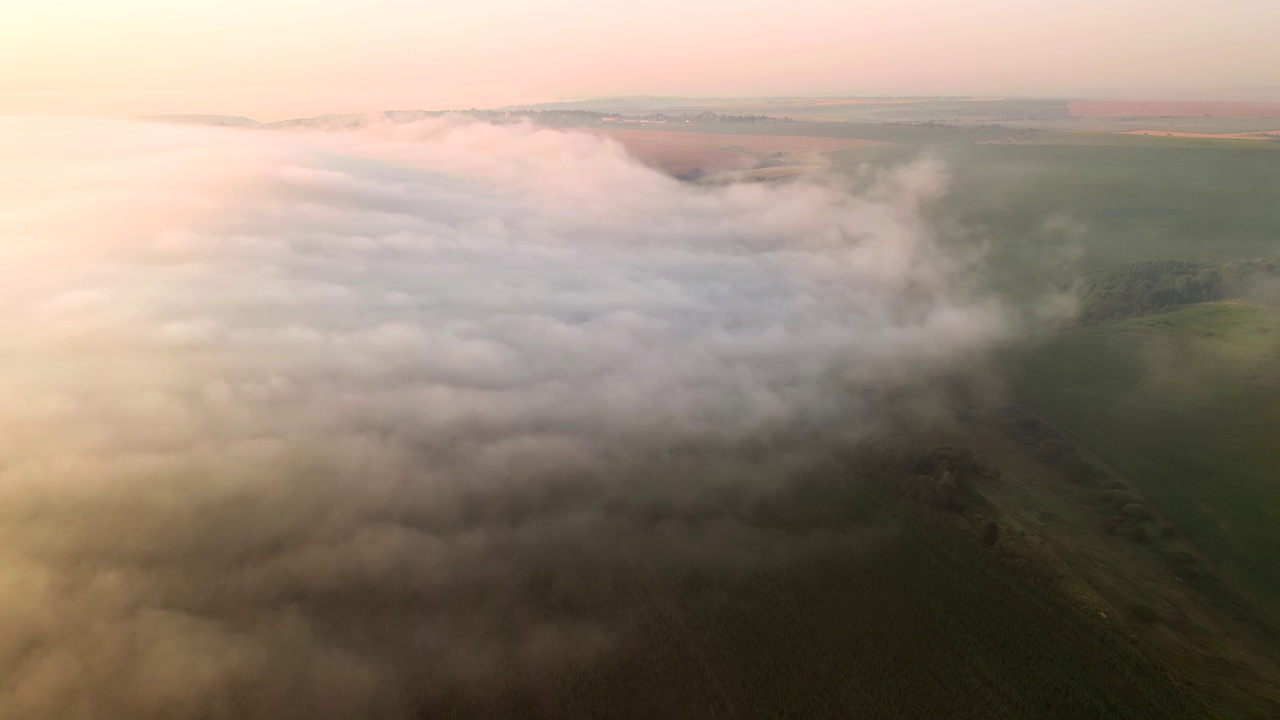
[1008, 303, 1280, 632]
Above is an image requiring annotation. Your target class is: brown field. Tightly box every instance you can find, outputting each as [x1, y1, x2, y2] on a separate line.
[1071, 101, 1280, 118]
[739, 165, 809, 182]
[1120, 129, 1280, 140]
[580, 128, 884, 175]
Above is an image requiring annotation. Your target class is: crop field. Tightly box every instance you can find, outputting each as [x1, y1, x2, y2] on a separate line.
[1022, 130, 1280, 149]
[1007, 303, 1280, 607]
[1068, 101, 1280, 119]
[1120, 129, 1280, 140]
[578, 128, 754, 174]
[826, 141, 1280, 303]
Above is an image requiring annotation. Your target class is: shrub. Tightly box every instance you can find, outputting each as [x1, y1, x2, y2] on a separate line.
[1034, 439, 1067, 464]
[1166, 551, 1203, 582]
[1099, 489, 1134, 508]
[1121, 503, 1152, 521]
[981, 521, 1000, 547]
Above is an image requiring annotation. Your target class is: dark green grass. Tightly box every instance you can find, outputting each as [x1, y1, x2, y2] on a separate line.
[428, 481, 1203, 719]
[575, 515, 1197, 719]
[1008, 304, 1280, 607]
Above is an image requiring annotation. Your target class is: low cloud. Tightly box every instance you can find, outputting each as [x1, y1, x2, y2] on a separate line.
[0, 115, 1003, 718]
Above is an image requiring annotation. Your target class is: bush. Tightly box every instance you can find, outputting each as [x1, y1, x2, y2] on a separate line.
[1099, 489, 1134, 509]
[1166, 551, 1203, 582]
[981, 521, 1000, 547]
[1127, 525, 1150, 544]
[1078, 259, 1222, 322]
[1067, 459, 1106, 486]
[1121, 503, 1152, 521]
[1034, 439, 1067, 464]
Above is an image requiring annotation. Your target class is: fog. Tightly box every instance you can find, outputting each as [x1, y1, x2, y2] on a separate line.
[0, 116, 1003, 717]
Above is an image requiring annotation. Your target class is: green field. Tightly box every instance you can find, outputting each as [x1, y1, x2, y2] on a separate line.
[1008, 303, 1280, 606]
[429, 479, 1205, 719]
[637, 119, 1028, 144]
[829, 140, 1280, 307]
[516, 96, 1074, 123]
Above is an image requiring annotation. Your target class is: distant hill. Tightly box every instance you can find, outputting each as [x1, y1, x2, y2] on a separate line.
[142, 114, 263, 128]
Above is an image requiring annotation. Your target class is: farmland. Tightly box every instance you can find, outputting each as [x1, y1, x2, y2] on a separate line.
[1068, 101, 1280, 119]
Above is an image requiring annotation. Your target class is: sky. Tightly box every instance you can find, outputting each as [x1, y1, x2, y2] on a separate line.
[3, 0, 1279, 119]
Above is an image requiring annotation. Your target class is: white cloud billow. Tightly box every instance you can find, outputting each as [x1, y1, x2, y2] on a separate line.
[0, 116, 1002, 717]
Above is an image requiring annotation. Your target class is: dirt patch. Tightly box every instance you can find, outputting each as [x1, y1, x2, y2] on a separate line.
[1070, 101, 1280, 118]
[578, 128, 885, 176]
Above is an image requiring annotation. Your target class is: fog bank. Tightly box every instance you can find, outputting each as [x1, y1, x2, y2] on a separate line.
[0, 116, 1003, 717]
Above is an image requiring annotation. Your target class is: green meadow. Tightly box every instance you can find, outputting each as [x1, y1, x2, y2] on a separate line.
[1008, 304, 1280, 605]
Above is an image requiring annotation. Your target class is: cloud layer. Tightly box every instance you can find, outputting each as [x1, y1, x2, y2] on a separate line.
[0, 116, 1002, 717]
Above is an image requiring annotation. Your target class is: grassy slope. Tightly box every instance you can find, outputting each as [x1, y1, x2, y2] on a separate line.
[968, 417, 1280, 719]
[1008, 304, 1280, 604]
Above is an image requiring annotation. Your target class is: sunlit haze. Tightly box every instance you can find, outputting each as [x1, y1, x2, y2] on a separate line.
[4, 0, 1279, 118]
[6, 2, 1280, 717]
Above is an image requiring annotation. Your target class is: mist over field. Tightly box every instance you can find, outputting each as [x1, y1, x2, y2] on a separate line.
[0, 116, 1010, 717]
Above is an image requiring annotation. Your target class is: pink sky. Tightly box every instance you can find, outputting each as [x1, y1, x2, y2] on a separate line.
[3, 0, 1278, 120]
